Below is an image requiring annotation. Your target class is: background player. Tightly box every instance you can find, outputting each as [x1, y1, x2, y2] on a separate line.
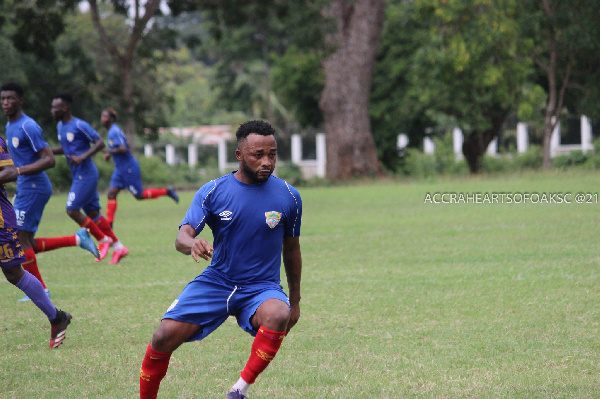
[139, 120, 303, 399]
[51, 93, 128, 265]
[0, 132, 71, 348]
[1, 82, 99, 301]
[100, 108, 178, 228]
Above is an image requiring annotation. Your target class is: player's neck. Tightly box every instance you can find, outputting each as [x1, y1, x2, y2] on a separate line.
[7, 110, 22, 123]
[61, 114, 74, 124]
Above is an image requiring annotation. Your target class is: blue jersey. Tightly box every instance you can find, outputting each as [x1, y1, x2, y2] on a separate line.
[106, 123, 137, 170]
[57, 117, 101, 179]
[5, 113, 52, 193]
[181, 173, 302, 285]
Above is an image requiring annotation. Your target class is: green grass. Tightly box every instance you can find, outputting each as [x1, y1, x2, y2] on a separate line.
[1, 169, 600, 398]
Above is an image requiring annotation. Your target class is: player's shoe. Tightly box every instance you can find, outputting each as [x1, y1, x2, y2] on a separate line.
[76, 228, 100, 258]
[108, 246, 129, 265]
[18, 288, 50, 302]
[49, 309, 72, 348]
[226, 391, 248, 399]
[167, 186, 179, 204]
[96, 238, 112, 262]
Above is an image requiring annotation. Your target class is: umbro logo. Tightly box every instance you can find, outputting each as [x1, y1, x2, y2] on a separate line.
[219, 210, 233, 221]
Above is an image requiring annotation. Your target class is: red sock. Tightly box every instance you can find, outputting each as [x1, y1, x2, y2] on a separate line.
[35, 236, 77, 253]
[81, 217, 106, 241]
[143, 188, 167, 199]
[240, 326, 286, 385]
[22, 247, 46, 289]
[140, 342, 172, 399]
[94, 215, 118, 243]
[106, 199, 117, 224]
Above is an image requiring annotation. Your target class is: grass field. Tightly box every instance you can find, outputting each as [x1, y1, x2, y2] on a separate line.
[1, 169, 599, 398]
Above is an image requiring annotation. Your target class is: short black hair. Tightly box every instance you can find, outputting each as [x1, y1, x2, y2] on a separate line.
[1, 82, 24, 98]
[235, 120, 277, 144]
[53, 92, 73, 105]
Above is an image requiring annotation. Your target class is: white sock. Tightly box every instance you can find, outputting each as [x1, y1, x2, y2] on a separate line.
[230, 377, 250, 395]
[112, 241, 123, 251]
[75, 235, 81, 245]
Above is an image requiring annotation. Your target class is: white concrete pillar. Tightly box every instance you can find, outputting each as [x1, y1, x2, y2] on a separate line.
[144, 144, 153, 158]
[188, 143, 198, 169]
[316, 133, 326, 178]
[397, 134, 409, 150]
[487, 137, 498, 156]
[517, 122, 528, 153]
[423, 137, 435, 154]
[453, 127, 463, 160]
[550, 117, 560, 157]
[291, 134, 302, 164]
[218, 138, 228, 173]
[581, 115, 593, 153]
[166, 144, 176, 166]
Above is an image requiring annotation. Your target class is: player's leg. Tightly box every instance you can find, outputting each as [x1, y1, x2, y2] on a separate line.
[140, 276, 230, 398]
[230, 289, 291, 398]
[16, 229, 49, 301]
[1, 234, 71, 348]
[106, 169, 124, 228]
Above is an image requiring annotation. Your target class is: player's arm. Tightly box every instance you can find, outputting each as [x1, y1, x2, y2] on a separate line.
[18, 146, 55, 175]
[282, 236, 302, 331]
[175, 224, 214, 263]
[51, 146, 64, 155]
[68, 138, 105, 165]
[0, 163, 18, 184]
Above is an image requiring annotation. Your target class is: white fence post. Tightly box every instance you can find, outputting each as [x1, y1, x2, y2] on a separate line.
[517, 122, 528, 153]
[581, 115, 593, 153]
[218, 138, 228, 174]
[188, 143, 197, 169]
[291, 134, 302, 164]
[166, 144, 176, 166]
[550, 117, 560, 157]
[144, 144, 153, 158]
[423, 137, 435, 154]
[316, 133, 326, 178]
[453, 127, 463, 161]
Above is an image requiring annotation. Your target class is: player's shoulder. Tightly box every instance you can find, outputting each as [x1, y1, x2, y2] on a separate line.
[270, 175, 301, 198]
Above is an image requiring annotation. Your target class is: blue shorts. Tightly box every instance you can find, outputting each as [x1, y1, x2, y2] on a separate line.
[0, 228, 26, 269]
[66, 176, 101, 212]
[110, 164, 143, 197]
[14, 190, 51, 233]
[163, 270, 290, 342]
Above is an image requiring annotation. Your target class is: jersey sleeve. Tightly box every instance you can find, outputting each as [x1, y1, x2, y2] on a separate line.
[109, 125, 127, 147]
[0, 138, 15, 167]
[180, 180, 216, 235]
[22, 120, 49, 153]
[77, 120, 101, 143]
[284, 183, 302, 237]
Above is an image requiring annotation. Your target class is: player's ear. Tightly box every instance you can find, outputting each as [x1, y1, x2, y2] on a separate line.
[235, 148, 242, 161]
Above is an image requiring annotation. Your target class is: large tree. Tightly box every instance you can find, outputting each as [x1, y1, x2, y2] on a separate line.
[319, 0, 385, 179]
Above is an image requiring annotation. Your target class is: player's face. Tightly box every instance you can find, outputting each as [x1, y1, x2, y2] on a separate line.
[101, 111, 112, 128]
[237, 134, 277, 184]
[1, 90, 23, 120]
[51, 98, 66, 121]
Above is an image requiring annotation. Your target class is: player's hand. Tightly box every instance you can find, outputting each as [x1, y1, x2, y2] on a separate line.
[286, 302, 300, 332]
[190, 238, 214, 263]
[102, 153, 111, 161]
[67, 154, 84, 165]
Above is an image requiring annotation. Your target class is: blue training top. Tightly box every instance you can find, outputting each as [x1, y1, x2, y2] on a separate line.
[5, 113, 52, 193]
[56, 117, 101, 179]
[181, 173, 302, 285]
[106, 123, 136, 170]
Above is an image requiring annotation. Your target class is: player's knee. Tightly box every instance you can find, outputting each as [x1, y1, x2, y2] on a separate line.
[3, 267, 23, 285]
[151, 325, 178, 353]
[259, 305, 291, 330]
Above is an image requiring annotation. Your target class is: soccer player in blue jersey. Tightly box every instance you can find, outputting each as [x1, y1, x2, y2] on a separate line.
[50, 93, 128, 264]
[140, 120, 303, 399]
[100, 108, 178, 229]
[0, 131, 71, 348]
[1, 83, 100, 301]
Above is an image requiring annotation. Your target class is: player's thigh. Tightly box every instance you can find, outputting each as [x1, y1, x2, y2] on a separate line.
[162, 277, 233, 342]
[0, 228, 26, 273]
[67, 179, 100, 212]
[234, 285, 290, 336]
[14, 190, 51, 233]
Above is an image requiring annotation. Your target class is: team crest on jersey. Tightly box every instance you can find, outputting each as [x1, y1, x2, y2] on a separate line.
[265, 211, 281, 229]
[66, 132, 75, 142]
[11, 138, 19, 148]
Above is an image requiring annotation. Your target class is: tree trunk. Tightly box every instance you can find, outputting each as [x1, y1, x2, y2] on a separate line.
[319, 0, 385, 180]
[462, 108, 509, 173]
